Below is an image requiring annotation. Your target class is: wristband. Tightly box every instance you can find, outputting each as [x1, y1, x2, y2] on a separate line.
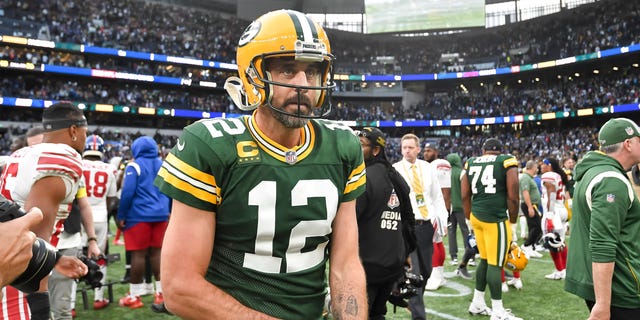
[87, 237, 98, 243]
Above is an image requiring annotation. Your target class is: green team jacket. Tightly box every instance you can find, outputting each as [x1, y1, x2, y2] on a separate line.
[565, 151, 640, 308]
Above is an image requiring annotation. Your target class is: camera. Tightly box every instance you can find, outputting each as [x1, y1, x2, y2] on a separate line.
[0, 195, 57, 293]
[78, 255, 105, 289]
[388, 267, 424, 307]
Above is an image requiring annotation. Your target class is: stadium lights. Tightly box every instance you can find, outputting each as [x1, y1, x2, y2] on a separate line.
[593, 69, 599, 74]
[574, 72, 580, 77]
[633, 63, 639, 68]
[613, 66, 619, 71]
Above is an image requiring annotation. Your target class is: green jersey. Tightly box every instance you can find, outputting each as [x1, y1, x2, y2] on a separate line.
[465, 154, 518, 222]
[154, 115, 366, 319]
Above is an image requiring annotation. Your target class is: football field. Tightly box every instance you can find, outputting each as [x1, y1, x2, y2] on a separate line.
[75, 223, 589, 319]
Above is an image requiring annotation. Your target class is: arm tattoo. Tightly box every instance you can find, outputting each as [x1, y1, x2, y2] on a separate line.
[333, 294, 359, 319]
[344, 295, 359, 315]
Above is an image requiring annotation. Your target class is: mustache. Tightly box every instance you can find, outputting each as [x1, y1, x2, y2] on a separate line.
[283, 95, 314, 108]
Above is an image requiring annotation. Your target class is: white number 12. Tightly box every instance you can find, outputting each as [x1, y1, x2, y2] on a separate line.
[243, 179, 338, 273]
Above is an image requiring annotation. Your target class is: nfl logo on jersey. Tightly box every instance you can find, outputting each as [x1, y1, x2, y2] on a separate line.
[285, 150, 297, 165]
[606, 194, 615, 203]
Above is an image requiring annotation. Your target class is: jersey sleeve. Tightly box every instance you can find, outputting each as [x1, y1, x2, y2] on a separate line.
[105, 166, 118, 198]
[331, 121, 365, 202]
[34, 145, 84, 202]
[433, 159, 452, 188]
[589, 174, 634, 262]
[502, 154, 518, 169]
[154, 121, 224, 212]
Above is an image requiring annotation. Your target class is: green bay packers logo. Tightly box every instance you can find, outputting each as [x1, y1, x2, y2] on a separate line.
[239, 21, 261, 47]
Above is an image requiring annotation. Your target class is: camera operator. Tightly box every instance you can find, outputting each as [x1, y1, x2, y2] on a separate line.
[0, 207, 43, 296]
[0, 102, 90, 320]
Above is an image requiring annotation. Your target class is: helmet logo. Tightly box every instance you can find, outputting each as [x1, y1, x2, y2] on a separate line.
[239, 21, 261, 47]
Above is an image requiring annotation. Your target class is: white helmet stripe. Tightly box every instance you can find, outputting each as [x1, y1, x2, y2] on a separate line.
[290, 11, 315, 42]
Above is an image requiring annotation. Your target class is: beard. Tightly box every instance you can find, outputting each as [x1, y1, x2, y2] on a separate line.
[268, 95, 315, 129]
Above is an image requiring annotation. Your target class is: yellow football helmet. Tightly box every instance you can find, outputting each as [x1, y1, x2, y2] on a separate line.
[224, 9, 335, 118]
[504, 242, 529, 272]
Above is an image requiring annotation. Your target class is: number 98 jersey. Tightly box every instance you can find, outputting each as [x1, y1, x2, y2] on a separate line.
[154, 115, 366, 319]
[465, 154, 518, 222]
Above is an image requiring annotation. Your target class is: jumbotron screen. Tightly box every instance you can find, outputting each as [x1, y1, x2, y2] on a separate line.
[365, 0, 486, 34]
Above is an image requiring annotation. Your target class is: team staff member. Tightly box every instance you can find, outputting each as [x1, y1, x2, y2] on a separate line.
[155, 10, 367, 319]
[566, 118, 640, 319]
[356, 127, 414, 319]
[519, 160, 543, 258]
[393, 134, 447, 320]
[462, 138, 521, 320]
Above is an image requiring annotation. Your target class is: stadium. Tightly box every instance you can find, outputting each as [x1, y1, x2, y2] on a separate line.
[0, 0, 637, 318]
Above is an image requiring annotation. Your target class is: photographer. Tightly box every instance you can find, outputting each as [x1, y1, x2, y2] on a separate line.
[0, 207, 43, 295]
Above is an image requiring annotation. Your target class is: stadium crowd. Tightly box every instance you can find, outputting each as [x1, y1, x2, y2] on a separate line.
[1, 0, 639, 75]
[2, 62, 639, 120]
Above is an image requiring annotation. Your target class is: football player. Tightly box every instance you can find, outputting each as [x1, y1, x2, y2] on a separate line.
[422, 143, 451, 291]
[154, 10, 367, 319]
[0, 102, 89, 319]
[462, 138, 522, 320]
[81, 134, 118, 309]
[540, 158, 570, 280]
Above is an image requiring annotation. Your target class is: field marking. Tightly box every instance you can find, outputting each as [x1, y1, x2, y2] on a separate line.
[423, 280, 472, 297]
[425, 308, 467, 320]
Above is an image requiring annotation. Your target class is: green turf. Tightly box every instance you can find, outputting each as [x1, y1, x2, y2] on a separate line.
[74, 221, 590, 319]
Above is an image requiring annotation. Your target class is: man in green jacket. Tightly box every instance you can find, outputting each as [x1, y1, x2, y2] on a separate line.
[565, 118, 640, 319]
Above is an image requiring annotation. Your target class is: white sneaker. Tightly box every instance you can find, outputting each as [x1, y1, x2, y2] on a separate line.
[468, 302, 492, 316]
[425, 275, 446, 290]
[544, 270, 565, 280]
[449, 258, 459, 266]
[528, 250, 543, 258]
[468, 259, 477, 267]
[506, 278, 523, 290]
[522, 245, 543, 258]
[501, 282, 509, 293]
[490, 309, 522, 320]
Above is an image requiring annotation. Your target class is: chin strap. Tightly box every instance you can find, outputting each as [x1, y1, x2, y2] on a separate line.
[224, 76, 260, 111]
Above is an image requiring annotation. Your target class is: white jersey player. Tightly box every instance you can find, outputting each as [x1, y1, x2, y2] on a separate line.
[0, 102, 90, 320]
[81, 134, 118, 309]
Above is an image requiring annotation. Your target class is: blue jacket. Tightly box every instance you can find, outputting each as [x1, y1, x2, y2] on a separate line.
[117, 136, 170, 229]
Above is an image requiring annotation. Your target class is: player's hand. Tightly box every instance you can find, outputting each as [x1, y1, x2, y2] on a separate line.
[588, 301, 610, 320]
[54, 256, 88, 279]
[87, 241, 101, 259]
